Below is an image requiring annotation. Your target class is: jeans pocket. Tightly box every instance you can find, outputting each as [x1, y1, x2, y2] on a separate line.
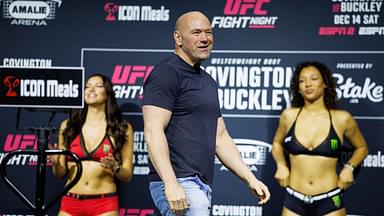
[149, 181, 174, 216]
[149, 182, 165, 205]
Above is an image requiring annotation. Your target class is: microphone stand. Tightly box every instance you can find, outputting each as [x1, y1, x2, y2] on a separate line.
[0, 109, 82, 215]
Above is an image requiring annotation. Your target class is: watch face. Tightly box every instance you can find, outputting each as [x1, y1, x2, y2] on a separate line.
[114, 164, 121, 173]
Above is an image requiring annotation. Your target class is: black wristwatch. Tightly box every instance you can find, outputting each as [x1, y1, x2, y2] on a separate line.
[114, 163, 121, 174]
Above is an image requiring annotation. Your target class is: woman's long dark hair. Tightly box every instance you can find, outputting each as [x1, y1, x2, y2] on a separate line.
[63, 74, 128, 161]
[290, 61, 338, 109]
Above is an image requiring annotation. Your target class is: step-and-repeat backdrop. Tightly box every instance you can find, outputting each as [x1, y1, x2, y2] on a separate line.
[0, 0, 383, 215]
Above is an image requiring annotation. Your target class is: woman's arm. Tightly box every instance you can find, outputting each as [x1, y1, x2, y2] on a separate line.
[50, 120, 69, 179]
[115, 122, 134, 182]
[343, 112, 369, 167]
[272, 109, 291, 187]
[338, 111, 369, 189]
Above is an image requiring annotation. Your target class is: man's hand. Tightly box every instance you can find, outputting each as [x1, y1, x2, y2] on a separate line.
[164, 182, 189, 216]
[248, 179, 271, 204]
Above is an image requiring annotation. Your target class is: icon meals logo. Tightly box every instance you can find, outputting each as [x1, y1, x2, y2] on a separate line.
[3, 76, 20, 97]
[2, 77, 79, 98]
[215, 138, 272, 172]
[104, 2, 118, 21]
[103, 2, 170, 22]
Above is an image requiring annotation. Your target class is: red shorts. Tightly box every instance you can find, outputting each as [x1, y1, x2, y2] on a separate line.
[60, 192, 118, 216]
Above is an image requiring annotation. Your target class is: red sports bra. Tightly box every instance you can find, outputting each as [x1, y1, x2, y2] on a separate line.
[67, 132, 114, 161]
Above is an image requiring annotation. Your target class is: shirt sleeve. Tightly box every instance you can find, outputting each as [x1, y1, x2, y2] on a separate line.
[142, 64, 178, 111]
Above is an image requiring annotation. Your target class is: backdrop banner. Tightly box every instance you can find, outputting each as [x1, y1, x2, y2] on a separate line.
[0, 0, 383, 215]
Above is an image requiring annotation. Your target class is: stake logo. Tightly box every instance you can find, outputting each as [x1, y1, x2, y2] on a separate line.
[212, 0, 279, 29]
[333, 73, 383, 103]
[111, 65, 154, 99]
[3, 76, 20, 97]
[1, 0, 63, 26]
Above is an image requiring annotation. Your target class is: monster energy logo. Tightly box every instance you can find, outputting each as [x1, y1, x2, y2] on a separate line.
[332, 195, 341, 208]
[330, 139, 339, 151]
[103, 144, 110, 153]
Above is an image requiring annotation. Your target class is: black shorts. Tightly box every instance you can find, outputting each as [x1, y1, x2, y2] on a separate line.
[283, 188, 345, 216]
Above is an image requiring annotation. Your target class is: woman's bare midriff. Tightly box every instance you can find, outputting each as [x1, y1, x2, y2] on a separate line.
[289, 154, 339, 195]
[66, 161, 116, 194]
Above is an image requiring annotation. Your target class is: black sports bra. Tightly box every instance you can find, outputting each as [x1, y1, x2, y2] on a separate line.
[284, 108, 343, 158]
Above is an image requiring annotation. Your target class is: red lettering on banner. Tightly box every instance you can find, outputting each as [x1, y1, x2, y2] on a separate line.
[111, 65, 154, 85]
[319, 27, 355, 35]
[332, 3, 341, 13]
[224, 0, 270, 15]
[3, 134, 38, 151]
[112, 65, 130, 84]
[119, 208, 154, 216]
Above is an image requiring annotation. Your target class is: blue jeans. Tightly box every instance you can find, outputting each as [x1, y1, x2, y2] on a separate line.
[149, 175, 212, 216]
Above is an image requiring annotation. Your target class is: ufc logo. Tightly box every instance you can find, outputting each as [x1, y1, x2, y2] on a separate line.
[119, 208, 154, 216]
[224, 0, 270, 15]
[3, 134, 38, 151]
[112, 65, 154, 85]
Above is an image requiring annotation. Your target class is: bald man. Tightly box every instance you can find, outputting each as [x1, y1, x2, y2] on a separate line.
[142, 11, 270, 216]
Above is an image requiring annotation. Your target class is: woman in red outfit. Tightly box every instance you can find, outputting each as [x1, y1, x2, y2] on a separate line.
[49, 74, 133, 216]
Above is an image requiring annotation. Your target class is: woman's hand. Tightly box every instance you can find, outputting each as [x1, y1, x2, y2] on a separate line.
[338, 165, 354, 189]
[274, 164, 290, 187]
[47, 143, 60, 166]
[100, 153, 118, 172]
